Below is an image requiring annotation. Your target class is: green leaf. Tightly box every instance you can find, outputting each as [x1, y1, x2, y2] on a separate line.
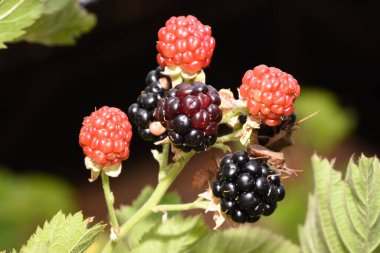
[130, 215, 208, 253]
[115, 186, 181, 248]
[20, 211, 105, 253]
[19, 0, 96, 46]
[0, 0, 44, 48]
[191, 225, 300, 253]
[299, 155, 380, 253]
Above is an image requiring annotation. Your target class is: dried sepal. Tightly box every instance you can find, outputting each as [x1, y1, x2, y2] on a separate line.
[240, 116, 260, 146]
[198, 187, 227, 230]
[219, 89, 246, 114]
[247, 144, 301, 176]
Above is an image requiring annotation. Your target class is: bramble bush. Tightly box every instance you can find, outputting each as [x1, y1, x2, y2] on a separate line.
[1, 2, 379, 253]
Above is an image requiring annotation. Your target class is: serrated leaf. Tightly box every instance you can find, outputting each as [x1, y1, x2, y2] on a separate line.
[20, 211, 105, 253]
[115, 186, 181, 248]
[191, 225, 300, 253]
[299, 155, 380, 253]
[0, 0, 44, 48]
[130, 215, 208, 253]
[19, 0, 96, 46]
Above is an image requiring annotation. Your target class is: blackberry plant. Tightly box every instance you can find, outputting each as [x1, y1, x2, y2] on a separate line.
[4, 10, 375, 253]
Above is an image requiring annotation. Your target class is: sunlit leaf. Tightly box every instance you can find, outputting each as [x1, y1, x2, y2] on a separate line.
[0, 0, 44, 48]
[299, 155, 380, 253]
[20, 211, 105, 253]
[192, 225, 300, 253]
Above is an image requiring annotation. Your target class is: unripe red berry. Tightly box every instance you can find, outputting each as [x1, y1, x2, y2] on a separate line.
[79, 106, 132, 167]
[239, 65, 300, 126]
[156, 15, 215, 74]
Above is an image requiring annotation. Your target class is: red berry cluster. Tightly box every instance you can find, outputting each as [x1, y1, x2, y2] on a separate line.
[79, 106, 132, 166]
[156, 15, 215, 74]
[239, 65, 300, 126]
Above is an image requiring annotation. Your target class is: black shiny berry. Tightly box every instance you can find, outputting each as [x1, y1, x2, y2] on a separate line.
[231, 209, 247, 223]
[277, 184, 286, 201]
[243, 160, 262, 177]
[221, 182, 238, 200]
[212, 150, 285, 223]
[236, 173, 255, 192]
[128, 67, 171, 142]
[222, 163, 239, 181]
[212, 181, 223, 198]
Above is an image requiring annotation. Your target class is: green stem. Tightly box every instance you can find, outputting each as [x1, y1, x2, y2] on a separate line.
[153, 199, 209, 212]
[220, 108, 248, 124]
[101, 150, 195, 253]
[217, 129, 242, 143]
[101, 172, 119, 230]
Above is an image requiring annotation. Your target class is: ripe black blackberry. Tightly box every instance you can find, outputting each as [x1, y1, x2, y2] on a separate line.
[128, 67, 172, 142]
[155, 81, 222, 152]
[212, 150, 285, 223]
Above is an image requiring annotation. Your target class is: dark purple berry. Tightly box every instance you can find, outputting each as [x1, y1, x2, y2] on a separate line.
[180, 95, 201, 116]
[238, 192, 260, 211]
[164, 97, 180, 119]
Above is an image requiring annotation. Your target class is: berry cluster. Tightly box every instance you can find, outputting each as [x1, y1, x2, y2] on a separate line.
[155, 81, 222, 152]
[239, 64, 300, 126]
[79, 106, 132, 166]
[212, 151, 285, 223]
[156, 15, 215, 74]
[128, 67, 171, 142]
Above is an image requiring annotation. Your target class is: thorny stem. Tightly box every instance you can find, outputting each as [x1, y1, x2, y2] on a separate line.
[101, 172, 119, 230]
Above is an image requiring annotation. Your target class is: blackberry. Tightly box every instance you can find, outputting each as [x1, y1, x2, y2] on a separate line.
[212, 150, 285, 223]
[155, 81, 222, 152]
[128, 67, 172, 142]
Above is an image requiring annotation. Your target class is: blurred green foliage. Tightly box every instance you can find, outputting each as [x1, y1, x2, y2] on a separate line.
[294, 87, 357, 153]
[0, 167, 76, 250]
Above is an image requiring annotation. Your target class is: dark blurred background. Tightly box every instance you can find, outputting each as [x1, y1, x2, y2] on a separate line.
[0, 0, 379, 249]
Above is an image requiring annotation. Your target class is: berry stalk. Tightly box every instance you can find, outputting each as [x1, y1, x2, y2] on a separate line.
[152, 197, 209, 212]
[101, 172, 119, 230]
